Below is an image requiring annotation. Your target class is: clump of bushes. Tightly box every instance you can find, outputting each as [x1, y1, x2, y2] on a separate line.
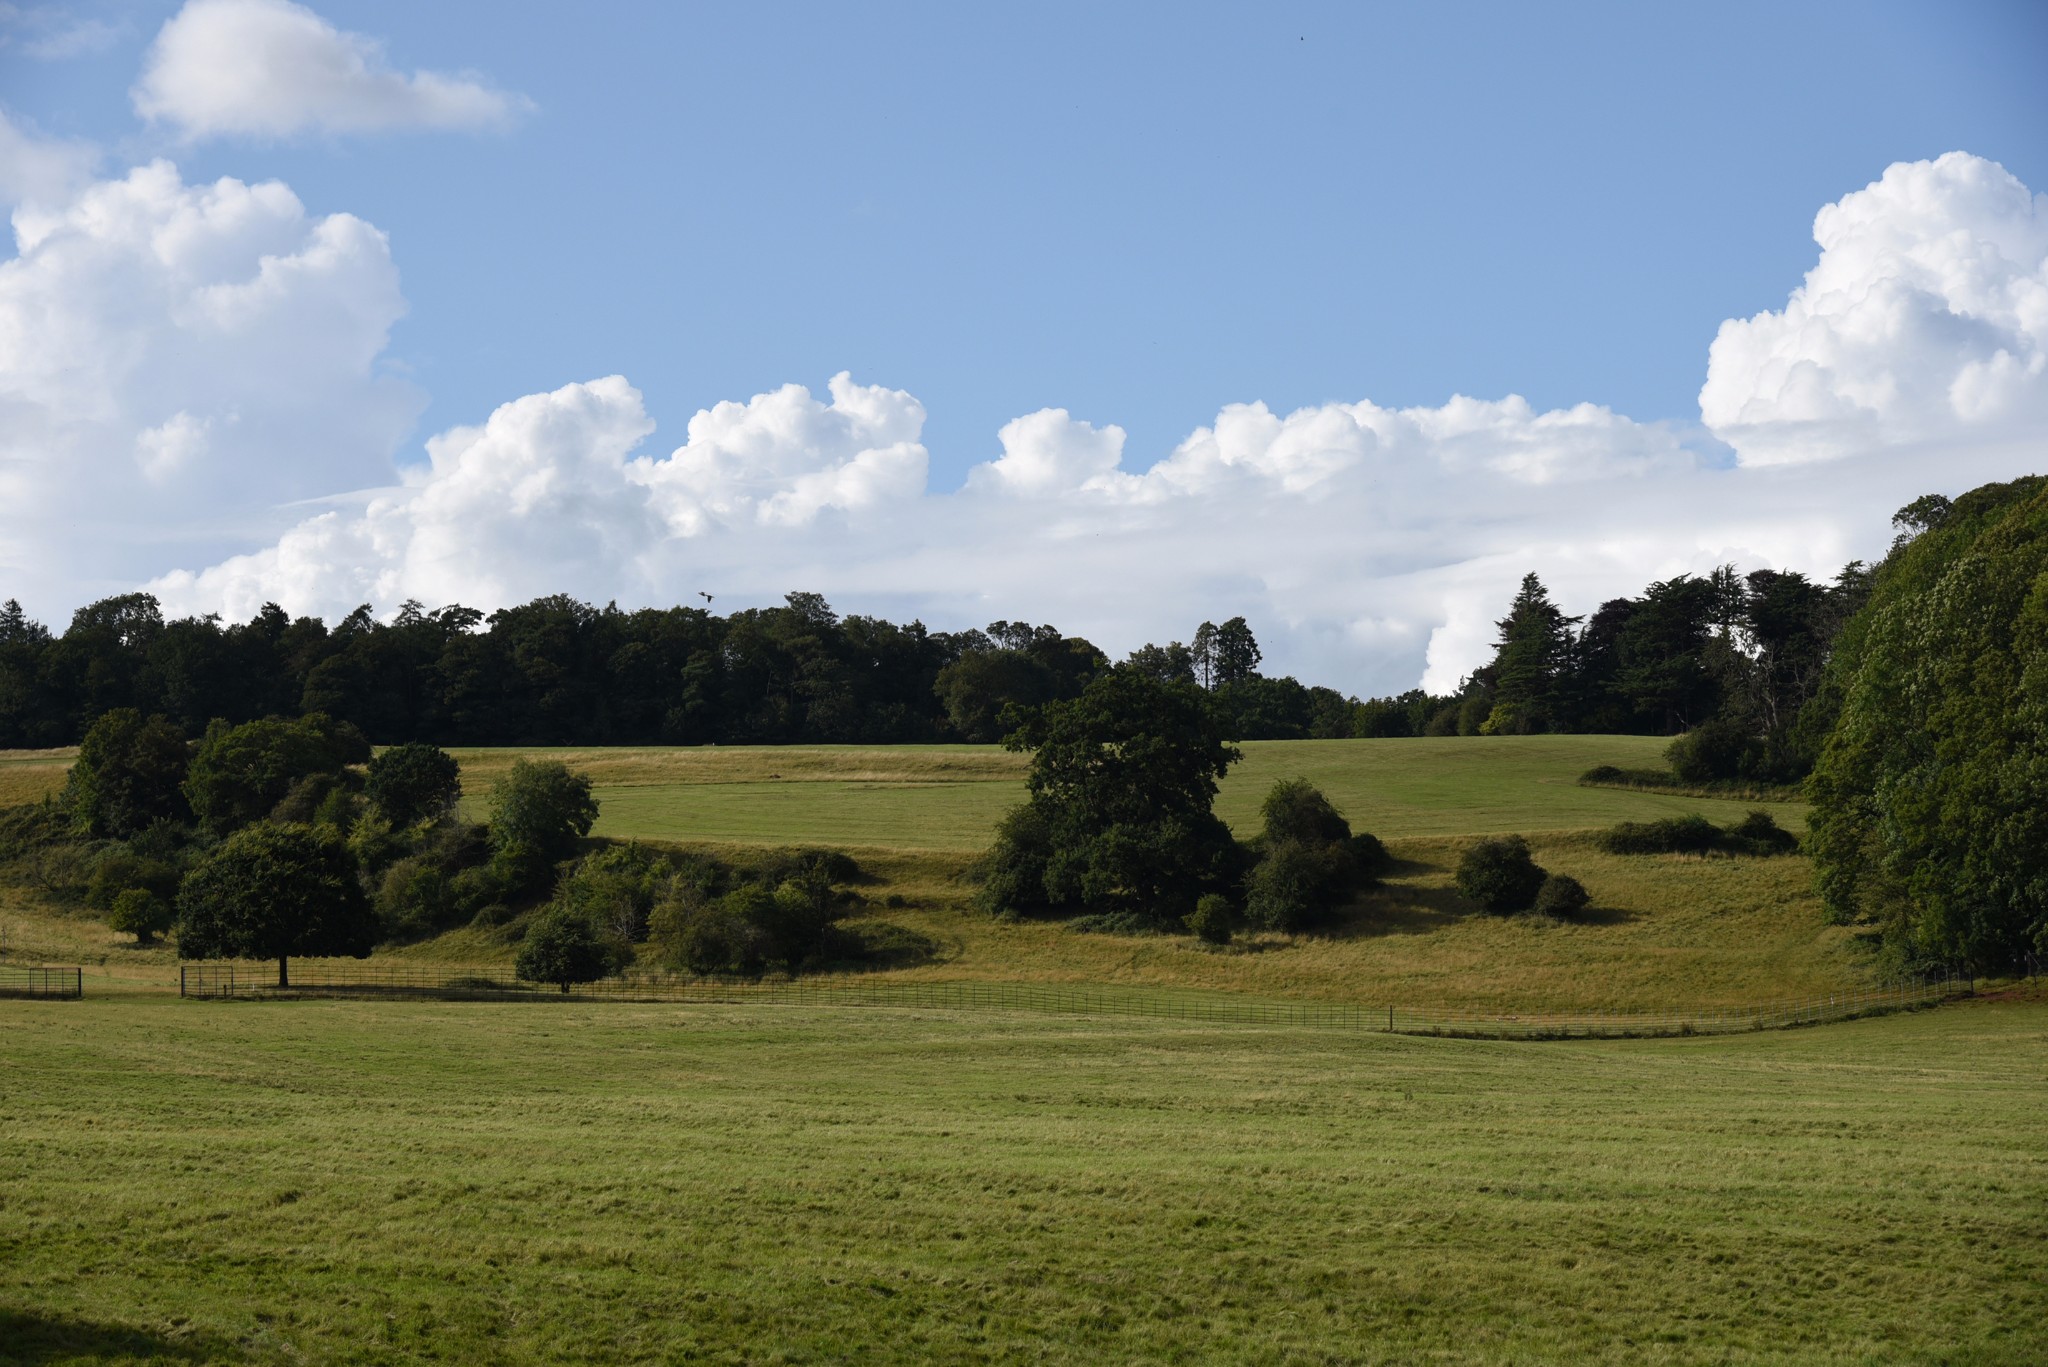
[1455, 835, 1549, 915]
[1533, 873, 1591, 918]
[1184, 893, 1234, 945]
[1599, 809, 1798, 857]
[1454, 838, 1596, 918]
[645, 847, 868, 978]
[108, 888, 175, 944]
[1237, 779, 1387, 934]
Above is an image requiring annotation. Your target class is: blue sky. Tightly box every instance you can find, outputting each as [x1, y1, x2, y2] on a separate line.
[10, 0, 2044, 479]
[1, 1, 2045, 692]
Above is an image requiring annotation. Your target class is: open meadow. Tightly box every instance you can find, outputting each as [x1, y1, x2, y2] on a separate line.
[3, 990, 2044, 1365]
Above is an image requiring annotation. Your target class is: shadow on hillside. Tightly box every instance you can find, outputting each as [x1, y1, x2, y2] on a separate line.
[0, 1307, 245, 1365]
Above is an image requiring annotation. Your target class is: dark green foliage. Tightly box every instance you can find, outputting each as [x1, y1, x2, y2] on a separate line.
[1482, 573, 1579, 733]
[365, 743, 462, 827]
[1260, 778, 1352, 847]
[1238, 779, 1382, 933]
[550, 843, 668, 943]
[651, 891, 767, 977]
[1725, 810, 1799, 856]
[487, 759, 597, 890]
[174, 823, 377, 985]
[63, 709, 189, 838]
[1454, 835, 1547, 915]
[1533, 873, 1591, 918]
[1243, 839, 1360, 932]
[1666, 719, 1752, 785]
[107, 887, 175, 943]
[982, 670, 1241, 923]
[268, 769, 363, 828]
[1599, 814, 1722, 856]
[1808, 477, 2048, 975]
[183, 713, 365, 836]
[84, 848, 182, 910]
[1191, 617, 1261, 689]
[513, 909, 622, 992]
[1185, 893, 1234, 944]
[1066, 910, 1176, 935]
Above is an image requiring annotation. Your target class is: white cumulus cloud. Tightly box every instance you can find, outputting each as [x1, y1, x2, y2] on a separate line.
[9, 150, 2040, 696]
[133, 0, 531, 140]
[0, 158, 421, 610]
[1701, 151, 2048, 466]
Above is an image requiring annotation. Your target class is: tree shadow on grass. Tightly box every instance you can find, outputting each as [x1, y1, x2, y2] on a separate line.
[0, 1307, 245, 1365]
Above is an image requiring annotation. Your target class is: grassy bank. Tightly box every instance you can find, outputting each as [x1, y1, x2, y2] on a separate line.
[3, 991, 2042, 1365]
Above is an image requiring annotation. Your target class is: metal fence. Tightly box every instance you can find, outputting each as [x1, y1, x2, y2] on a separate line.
[177, 962, 1969, 1039]
[0, 965, 82, 1000]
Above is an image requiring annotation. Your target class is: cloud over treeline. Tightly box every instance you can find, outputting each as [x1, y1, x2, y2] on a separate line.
[3, 146, 2043, 695]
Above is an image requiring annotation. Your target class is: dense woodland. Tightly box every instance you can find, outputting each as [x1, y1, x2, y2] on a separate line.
[3, 546, 1871, 775]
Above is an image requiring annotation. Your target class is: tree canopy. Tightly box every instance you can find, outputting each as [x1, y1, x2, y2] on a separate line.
[1807, 477, 2048, 976]
[980, 669, 1241, 921]
[175, 822, 377, 986]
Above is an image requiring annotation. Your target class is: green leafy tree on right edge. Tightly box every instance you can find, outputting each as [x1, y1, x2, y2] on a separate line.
[1807, 478, 2048, 977]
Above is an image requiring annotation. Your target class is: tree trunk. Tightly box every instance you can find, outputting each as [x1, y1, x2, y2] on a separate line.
[278, 956, 290, 989]
[559, 981, 570, 995]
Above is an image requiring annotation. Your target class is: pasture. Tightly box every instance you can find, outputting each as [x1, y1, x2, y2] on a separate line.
[3, 991, 2043, 1365]
[447, 735, 1804, 850]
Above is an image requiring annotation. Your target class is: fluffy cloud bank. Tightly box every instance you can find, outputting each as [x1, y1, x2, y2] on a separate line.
[0, 157, 421, 608]
[133, 0, 530, 139]
[4, 149, 2041, 694]
[1701, 152, 2048, 465]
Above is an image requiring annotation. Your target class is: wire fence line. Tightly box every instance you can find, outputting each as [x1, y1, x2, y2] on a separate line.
[176, 962, 1972, 1039]
[0, 965, 82, 1000]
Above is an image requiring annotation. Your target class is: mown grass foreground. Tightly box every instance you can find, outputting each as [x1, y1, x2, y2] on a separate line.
[4, 993, 2044, 1365]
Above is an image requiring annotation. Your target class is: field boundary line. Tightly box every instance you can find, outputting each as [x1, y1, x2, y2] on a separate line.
[173, 963, 1972, 1039]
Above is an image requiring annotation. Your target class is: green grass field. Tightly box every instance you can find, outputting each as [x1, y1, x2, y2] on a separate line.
[3, 991, 2043, 1365]
[446, 735, 1802, 850]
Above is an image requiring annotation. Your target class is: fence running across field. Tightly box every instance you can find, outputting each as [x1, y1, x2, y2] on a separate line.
[178, 962, 1970, 1039]
[0, 965, 83, 1000]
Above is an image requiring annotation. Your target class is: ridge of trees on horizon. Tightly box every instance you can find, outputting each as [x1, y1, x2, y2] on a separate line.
[3, 547, 1870, 761]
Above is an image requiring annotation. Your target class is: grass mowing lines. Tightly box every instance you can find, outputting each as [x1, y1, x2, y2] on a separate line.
[2, 995, 2043, 1364]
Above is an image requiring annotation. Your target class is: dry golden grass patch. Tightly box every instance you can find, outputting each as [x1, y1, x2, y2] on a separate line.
[0, 747, 73, 806]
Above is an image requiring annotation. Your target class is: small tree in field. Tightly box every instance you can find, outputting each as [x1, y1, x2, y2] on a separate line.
[365, 743, 463, 828]
[175, 822, 377, 986]
[515, 909, 618, 993]
[489, 760, 598, 890]
[109, 888, 175, 944]
[1455, 835, 1548, 915]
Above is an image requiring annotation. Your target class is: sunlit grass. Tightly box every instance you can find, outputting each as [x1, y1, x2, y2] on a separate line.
[3, 992, 2042, 1364]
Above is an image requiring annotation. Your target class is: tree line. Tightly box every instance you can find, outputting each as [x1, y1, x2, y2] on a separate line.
[0, 557, 1868, 758]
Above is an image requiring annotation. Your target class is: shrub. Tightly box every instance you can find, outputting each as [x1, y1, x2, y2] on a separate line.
[1533, 873, 1591, 918]
[1667, 719, 1753, 785]
[650, 892, 766, 978]
[513, 908, 622, 993]
[1347, 831, 1390, 877]
[975, 803, 1054, 916]
[1455, 835, 1547, 914]
[552, 843, 670, 943]
[1260, 778, 1351, 847]
[1726, 809, 1799, 856]
[488, 760, 597, 891]
[64, 709, 190, 838]
[1185, 893, 1234, 945]
[1599, 814, 1721, 856]
[183, 714, 364, 836]
[85, 849, 181, 910]
[1244, 840, 1357, 932]
[374, 856, 455, 940]
[365, 743, 463, 828]
[108, 887, 175, 944]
